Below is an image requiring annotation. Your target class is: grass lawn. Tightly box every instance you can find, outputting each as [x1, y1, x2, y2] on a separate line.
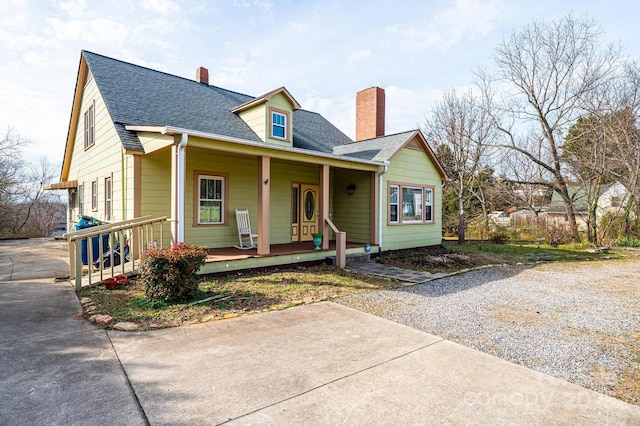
[79, 265, 400, 330]
[376, 241, 627, 273]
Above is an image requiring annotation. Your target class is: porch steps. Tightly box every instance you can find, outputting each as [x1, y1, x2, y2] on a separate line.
[327, 253, 370, 266]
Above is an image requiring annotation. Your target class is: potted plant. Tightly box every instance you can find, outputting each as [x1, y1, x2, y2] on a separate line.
[311, 233, 323, 251]
[103, 277, 117, 290]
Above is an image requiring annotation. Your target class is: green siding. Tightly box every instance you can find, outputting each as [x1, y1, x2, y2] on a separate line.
[265, 93, 294, 147]
[235, 92, 295, 147]
[186, 150, 259, 247]
[332, 169, 372, 243]
[382, 147, 443, 250]
[271, 159, 319, 243]
[237, 107, 266, 141]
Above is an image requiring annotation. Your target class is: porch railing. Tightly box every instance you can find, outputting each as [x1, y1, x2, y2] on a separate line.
[64, 216, 167, 291]
[325, 218, 346, 268]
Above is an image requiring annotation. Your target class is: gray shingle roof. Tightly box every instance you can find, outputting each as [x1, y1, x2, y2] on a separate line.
[82, 51, 353, 154]
[332, 131, 418, 161]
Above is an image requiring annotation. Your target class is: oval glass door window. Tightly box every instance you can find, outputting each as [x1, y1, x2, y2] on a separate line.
[304, 190, 315, 220]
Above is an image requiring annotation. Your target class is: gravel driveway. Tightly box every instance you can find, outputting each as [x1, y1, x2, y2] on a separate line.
[338, 257, 640, 406]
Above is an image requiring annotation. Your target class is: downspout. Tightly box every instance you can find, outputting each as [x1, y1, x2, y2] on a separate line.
[177, 133, 188, 243]
[121, 149, 126, 221]
[378, 164, 388, 256]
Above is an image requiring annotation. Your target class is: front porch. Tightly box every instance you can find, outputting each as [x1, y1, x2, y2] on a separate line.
[201, 241, 377, 274]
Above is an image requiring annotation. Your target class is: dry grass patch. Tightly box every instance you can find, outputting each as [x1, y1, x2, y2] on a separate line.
[78, 265, 400, 330]
[489, 304, 546, 327]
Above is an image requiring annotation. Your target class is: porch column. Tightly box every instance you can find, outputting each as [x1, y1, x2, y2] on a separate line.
[257, 156, 271, 255]
[319, 164, 330, 250]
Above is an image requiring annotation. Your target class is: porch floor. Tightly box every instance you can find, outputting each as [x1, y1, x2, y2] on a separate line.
[206, 241, 372, 263]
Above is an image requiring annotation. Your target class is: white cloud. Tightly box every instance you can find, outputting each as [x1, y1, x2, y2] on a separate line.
[141, 0, 181, 16]
[348, 49, 371, 61]
[289, 22, 307, 32]
[56, 0, 89, 19]
[232, 0, 273, 11]
[303, 92, 355, 138]
[211, 56, 257, 88]
[386, 0, 503, 51]
[46, 17, 130, 46]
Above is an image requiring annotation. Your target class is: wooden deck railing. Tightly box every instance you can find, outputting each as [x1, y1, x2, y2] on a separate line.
[325, 218, 346, 268]
[63, 216, 167, 290]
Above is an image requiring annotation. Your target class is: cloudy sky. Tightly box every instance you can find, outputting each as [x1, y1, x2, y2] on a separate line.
[2, 0, 639, 167]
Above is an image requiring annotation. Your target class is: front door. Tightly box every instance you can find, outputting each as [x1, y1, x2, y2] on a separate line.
[291, 183, 319, 241]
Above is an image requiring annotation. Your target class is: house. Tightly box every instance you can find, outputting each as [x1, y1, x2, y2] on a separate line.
[596, 181, 630, 218]
[47, 51, 447, 272]
[507, 182, 632, 234]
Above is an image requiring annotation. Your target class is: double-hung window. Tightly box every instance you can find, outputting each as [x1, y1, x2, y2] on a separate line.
[425, 188, 433, 222]
[84, 102, 95, 149]
[198, 175, 224, 224]
[389, 185, 399, 223]
[104, 177, 112, 221]
[271, 110, 287, 140]
[78, 185, 84, 216]
[91, 180, 98, 211]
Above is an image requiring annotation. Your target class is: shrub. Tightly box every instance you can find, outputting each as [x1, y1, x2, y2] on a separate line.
[539, 220, 573, 247]
[618, 236, 640, 248]
[488, 227, 509, 244]
[139, 243, 208, 303]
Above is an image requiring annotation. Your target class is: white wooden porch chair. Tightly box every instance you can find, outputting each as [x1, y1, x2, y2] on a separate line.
[234, 209, 258, 250]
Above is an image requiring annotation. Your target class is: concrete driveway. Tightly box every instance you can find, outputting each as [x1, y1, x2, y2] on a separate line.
[2, 238, 640, 425]
[0, 239, 146, 425]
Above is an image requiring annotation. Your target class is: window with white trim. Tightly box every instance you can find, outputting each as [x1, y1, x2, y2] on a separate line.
[198, 175, 224, 224]
[78, 185, 84, 215]
[91, 180, 98, 211]
[425, 188, 433, 222]
[84, 102, 95, 149]
[104, 177, 112, 221]
[389, 185, 399, 223]
[271, 111, 287, 139]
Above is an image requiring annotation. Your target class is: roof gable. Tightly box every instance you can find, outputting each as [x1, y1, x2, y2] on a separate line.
[230, 87, 301, 113]
[332, 130, 447, 179]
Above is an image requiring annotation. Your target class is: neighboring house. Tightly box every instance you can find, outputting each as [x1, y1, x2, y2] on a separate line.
[46, 51, 447, 272]
[596, 181, 630, 218]
[512, 182, 631, 232]
[488, 210, 510, 228]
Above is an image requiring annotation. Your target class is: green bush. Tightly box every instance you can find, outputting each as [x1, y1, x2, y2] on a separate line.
[488, 228, 509, 244]
[618, 236, 640, 248]
[139, 243, 208, 303]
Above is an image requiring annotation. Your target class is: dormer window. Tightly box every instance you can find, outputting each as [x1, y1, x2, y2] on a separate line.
[270, 108, 289, 141]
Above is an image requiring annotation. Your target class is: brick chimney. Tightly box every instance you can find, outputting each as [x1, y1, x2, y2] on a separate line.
[356, 86, 385, 141]
[196, 67, 209, 85]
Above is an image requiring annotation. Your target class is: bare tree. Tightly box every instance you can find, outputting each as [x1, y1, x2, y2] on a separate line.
[8, 157, 60, 235]
[478, 13, 622, 240]
[0, 128, 63, 238]
[0, 128, 28, 220]
[424, 89, 494, 243]
[590, 62, 640, 238]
